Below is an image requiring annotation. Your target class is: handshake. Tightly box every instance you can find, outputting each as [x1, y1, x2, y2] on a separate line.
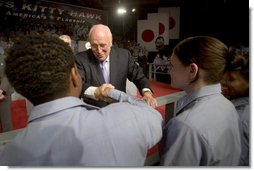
[94, 84, 115, 103]
[93, 83, 158, 108]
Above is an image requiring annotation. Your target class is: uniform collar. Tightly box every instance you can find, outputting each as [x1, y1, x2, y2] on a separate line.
[175, 84, 222, 115]
[28, 97, 100, 123]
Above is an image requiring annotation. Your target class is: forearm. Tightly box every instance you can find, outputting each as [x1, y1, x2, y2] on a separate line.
[108, 89, 147, 106]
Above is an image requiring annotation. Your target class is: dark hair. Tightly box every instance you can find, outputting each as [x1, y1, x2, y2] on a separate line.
[226, 46, 249, 81]
[155, 36, 164, 42]
[5, 33, 75, 105]
[173, 36, 228, 84]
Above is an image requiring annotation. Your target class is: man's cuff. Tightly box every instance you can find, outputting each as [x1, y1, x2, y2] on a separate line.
[84, 86, 98, 100]
[142, 88, 152, 95]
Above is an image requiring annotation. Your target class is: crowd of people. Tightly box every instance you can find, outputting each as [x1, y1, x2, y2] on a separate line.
[0, 24, 249, 166]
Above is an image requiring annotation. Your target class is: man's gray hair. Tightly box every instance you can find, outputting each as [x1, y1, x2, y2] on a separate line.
[88, 24, 112, 43]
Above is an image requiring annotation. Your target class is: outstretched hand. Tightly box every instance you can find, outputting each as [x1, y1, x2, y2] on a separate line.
[142, 91, 158, 108]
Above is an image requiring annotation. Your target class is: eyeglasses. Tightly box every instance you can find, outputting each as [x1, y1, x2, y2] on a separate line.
[91, 43, 109, 50]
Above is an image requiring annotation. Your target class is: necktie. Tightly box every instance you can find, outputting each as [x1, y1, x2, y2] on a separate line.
[101, 61, 109, 83]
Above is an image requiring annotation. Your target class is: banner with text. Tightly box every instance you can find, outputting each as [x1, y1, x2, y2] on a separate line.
[0, 0, 108, 41]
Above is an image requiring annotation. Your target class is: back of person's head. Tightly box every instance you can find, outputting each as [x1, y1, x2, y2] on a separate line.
[5, 33, 75, 105]
[173, 36, 228, 84]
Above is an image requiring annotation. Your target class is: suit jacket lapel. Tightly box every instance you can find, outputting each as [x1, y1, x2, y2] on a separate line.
[95, 63, 105, 84]
[90, 52, 105, 85]
[109, 48, 118, 86]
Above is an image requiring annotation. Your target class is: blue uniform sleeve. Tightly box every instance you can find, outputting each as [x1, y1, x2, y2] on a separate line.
[108, 88, 147, 107]
[159, 118, 207, 166]
[107, 88, 163, 149]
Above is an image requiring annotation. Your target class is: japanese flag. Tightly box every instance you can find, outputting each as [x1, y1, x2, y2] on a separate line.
[137, 19, 158, 51]
[158, 7, 180, 39]
[147, 13, 169, 45]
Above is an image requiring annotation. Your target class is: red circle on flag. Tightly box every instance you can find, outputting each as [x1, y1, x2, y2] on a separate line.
[169, 17, 176, 29]
[159, 22, 165, 35]
[142, 29, 154, 42]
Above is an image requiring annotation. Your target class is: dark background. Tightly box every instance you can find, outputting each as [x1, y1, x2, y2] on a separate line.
[0, 0, 249, 47]
[51, 0, 249, 46]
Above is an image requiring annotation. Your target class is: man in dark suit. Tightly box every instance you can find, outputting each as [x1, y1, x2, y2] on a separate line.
[76, 24, 157, 108]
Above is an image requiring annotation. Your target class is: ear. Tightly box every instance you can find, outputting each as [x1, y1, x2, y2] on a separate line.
[70, 66, 80, 88]
[189, 63, 199, 82]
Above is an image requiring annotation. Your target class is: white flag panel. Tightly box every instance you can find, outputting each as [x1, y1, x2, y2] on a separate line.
[158, 7, 180, 39]
[147, 13, 169, 45]
[137, 20, 158, 51]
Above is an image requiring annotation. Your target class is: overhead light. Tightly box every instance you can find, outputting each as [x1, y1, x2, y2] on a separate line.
[117, 7, 127, 15]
